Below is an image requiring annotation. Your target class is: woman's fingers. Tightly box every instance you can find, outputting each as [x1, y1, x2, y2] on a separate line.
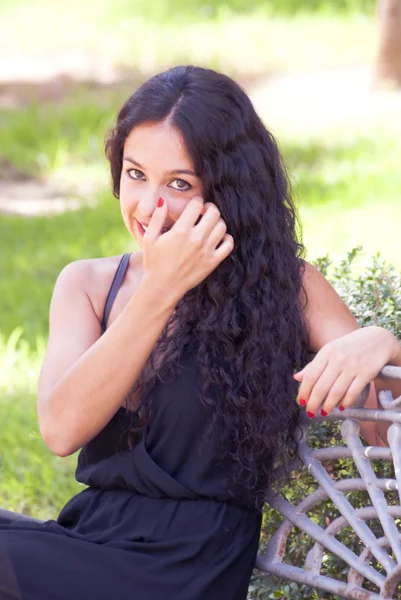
[319, 372, 356, 415]
[335, 376, 368, 410]
[296, 346, 358, 415]
[293, 368, 304, 382]
[191, 201, 220, 240]
[144, 196, 169, 242]
[303, 365, 349, 416]
[295, 328, 400, 419]
[195, 204, 233, 263]
[207, 218, 227, 249]
[296, 353, 329, 407]
[173, 196, 206, 231]
[213, 233, 234, 262]
[298, 363, 370, 417]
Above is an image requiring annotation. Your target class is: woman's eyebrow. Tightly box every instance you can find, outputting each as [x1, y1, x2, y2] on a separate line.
[167, 169, 198, 177]
[123, 156, 197, 178]
[123, 156, 143, 168]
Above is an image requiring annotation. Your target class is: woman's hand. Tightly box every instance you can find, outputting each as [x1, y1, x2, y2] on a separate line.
[293, 326, 400, 417]
[141, 196, 234, 300]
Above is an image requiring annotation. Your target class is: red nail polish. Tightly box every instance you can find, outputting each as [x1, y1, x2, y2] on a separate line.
[321, 409, 328, 417]
[339, 405, 345, 412]
[307, 411, 315, 419]
[158, 197, 164, 207]
[298, 398, 306, 406]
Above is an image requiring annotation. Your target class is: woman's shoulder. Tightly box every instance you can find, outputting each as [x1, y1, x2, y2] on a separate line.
[56, 254, 125, 286]
[55, 252, 142, 323]
[300, 260, 321, 286]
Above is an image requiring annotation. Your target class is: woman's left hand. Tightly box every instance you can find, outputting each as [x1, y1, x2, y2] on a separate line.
[293, 326, 399, 417]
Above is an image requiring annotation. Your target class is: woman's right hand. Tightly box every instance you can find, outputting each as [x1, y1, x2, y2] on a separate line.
[141, 196, 234, 298]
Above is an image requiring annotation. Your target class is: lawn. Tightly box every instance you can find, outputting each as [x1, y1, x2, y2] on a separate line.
[0, 0, 377, 77]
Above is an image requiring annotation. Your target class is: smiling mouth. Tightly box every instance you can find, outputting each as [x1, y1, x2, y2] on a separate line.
[136, 220, 170, 236]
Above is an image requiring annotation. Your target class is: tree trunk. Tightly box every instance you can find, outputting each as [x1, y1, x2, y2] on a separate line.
[374, 0, 401, 88]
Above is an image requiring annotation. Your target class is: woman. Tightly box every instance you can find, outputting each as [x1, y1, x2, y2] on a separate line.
[0, 65, 400, 600]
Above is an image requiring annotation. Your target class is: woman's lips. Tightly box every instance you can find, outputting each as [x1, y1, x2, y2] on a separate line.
[135, 219, 170, 236]
[135, 219, 146, 236]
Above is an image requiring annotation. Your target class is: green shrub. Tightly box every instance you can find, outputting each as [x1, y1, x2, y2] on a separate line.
[313, 246, 401, 338]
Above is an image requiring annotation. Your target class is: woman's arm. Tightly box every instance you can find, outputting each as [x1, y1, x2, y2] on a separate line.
[38, 261, 179, 457]
[38, 197, 233, 457]
[295, 262, 401, 446]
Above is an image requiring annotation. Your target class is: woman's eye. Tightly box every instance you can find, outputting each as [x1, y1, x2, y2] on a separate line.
[127, 169, 145, 180]
[170, 179, 191, 191]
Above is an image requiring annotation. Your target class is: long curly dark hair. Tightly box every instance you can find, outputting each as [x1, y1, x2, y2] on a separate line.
[105, 65, 310, 511]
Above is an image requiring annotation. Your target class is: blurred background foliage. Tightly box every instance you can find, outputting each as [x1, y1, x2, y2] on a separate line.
[1, 0, 401, 598]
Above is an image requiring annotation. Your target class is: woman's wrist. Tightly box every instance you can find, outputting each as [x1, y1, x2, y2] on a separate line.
[374, 326, 401, 366]
[388, 332, 401, 366]
[138, 274, 182, 313]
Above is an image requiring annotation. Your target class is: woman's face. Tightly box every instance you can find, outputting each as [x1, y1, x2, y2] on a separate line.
[119, 120, 203, 246]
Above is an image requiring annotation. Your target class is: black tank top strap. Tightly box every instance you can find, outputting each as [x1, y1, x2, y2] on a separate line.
[100, 253, 132, 334]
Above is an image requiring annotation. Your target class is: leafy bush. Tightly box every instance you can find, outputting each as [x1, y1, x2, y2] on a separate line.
[249, 248, 401, 599]
[314, 246, 401, 338]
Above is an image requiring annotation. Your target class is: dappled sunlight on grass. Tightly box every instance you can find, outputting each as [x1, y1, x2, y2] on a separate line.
[300, 196, 401, 267]
[0, 391, 81, 518]
[283, 136, 401, 210]
[0, 93, 122, 179]
[0, 329, 44, 395]
[0, 331, 81, 518]
[278, 135, 401, 267]
[0, 1, 376, 79]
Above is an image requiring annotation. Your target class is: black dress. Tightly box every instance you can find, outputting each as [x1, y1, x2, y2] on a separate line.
[0, 253, 263, 600]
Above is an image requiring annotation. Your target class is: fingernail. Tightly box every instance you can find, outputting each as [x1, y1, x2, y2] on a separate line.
[339, 405, 345, 412]
[307, 411, 315, 419]
[298, 398, 306, 406]
[157, 197, 164, 208]
[321, 409, 328, 417]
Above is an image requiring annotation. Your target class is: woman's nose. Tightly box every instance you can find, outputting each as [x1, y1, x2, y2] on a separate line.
[136, 189, 161, 220]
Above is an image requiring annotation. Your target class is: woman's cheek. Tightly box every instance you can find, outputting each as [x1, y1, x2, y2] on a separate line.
[168, 194, 197, 220]
[119, 193, 137, 233]
[119, 180, 138, 211]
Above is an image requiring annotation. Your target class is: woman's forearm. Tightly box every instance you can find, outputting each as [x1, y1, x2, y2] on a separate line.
[38, 277, 179, 457]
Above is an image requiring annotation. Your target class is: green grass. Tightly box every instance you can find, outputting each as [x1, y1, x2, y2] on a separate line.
[282, 136, 401, 265]
[0, 0, 376, 77]
[0, 89, 123, 181]
[300, 195, 401, 266]
[0, 330, 81, 518]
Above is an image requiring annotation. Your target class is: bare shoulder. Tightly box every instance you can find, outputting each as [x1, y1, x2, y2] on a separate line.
[55, 255, 120, 294]
[299, 260, 342, 305]
[300, 261, 324, 288]
[54, 254, 137, 321]
[299, 260, 358, 351]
